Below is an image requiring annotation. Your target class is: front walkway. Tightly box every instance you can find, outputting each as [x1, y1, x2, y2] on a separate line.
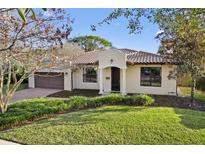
[10, 88, 61, 103]
[0, 139, 19, 145]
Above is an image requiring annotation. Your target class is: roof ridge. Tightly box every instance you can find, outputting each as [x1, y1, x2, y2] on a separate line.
[138, 51, 161, 56]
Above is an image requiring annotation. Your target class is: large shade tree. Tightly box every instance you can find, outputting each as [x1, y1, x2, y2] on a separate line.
[154, 9, 205, 104]
[69, 35, 112, 52]
[0, 8, 73, 113]
[92, 8, 205, 104]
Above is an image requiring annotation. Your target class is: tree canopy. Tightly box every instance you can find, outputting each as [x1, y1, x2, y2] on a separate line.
[0, 8, 73, 113]
[69, 35, 112, 52]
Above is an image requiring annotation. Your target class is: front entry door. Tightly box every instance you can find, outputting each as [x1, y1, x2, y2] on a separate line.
[111, 67, 120, 91]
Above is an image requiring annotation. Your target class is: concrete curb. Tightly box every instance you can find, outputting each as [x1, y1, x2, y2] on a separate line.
[0, 139, 20, 145]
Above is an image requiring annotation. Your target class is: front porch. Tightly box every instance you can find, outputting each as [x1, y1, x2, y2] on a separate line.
[99, 66, 127, 95]
[98, 49, 128, 95]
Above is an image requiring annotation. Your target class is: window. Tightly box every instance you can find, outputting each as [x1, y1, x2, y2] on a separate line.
[83, 67, 97, 83]
[140, 67, 161, 87]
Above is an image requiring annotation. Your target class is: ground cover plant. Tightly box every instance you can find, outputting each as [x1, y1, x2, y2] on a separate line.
[0, 94, 154, 130]
[1, 106, 205, 144]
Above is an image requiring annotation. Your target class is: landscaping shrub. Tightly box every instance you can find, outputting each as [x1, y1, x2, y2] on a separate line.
[88, 94, 154, 107]
[0, 94, 154, 130]
[0, 98, 71, 130]
[89, 94, 126, 106]
[69, 96, 88, 110]
[125, 94, 155, 106]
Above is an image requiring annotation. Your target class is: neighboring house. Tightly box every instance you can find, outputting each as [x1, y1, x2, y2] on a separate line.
[29, 48, 177, 95]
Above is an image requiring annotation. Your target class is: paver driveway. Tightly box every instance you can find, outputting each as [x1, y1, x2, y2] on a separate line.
[10, 88, 61, 103]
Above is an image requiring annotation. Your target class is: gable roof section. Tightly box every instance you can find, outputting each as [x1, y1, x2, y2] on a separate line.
[72, 51, 99, 65]
[72, 48, 174, 65]
[126, 51, 173, 64]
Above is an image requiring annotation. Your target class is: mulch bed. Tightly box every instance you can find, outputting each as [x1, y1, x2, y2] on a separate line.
[47, 89, 100, 98]
[152, 95, 205, 111]
[48, 90, 205, 111]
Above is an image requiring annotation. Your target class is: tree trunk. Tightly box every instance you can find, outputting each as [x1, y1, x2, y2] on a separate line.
[0, 103, 8, 114]
[190, 76, 196, 104]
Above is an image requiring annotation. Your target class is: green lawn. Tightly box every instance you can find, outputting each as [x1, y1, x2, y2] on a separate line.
[179, 87, 205, 102]
[1, 106, 205, 144]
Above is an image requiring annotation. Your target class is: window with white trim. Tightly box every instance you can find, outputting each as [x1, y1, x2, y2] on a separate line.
[140, 67, 161, 87]
[83, 67, 97, 83]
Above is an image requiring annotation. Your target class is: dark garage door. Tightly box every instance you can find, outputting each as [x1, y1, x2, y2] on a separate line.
[35, 72, 64, 89]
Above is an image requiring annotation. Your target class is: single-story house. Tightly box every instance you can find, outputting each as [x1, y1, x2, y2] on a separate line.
[28, 48, 177, 95]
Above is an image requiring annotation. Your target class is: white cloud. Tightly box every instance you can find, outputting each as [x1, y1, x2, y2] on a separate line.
[156, 30, 164, 35]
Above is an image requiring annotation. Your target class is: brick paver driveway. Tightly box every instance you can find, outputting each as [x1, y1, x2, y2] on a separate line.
[10, 88, 61, 103]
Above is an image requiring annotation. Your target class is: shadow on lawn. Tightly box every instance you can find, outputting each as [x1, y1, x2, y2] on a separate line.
[174, 108, 205, 130]
[37, 106, 146, 126]
[153, 95, 205, 130]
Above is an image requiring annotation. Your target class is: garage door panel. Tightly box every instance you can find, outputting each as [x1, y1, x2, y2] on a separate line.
[35, 72, 64, 89]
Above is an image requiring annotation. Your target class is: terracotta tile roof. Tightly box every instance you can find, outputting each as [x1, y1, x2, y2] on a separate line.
[72, 51, 99, 64]
[119, 48, 137, 54]
[72, 49, 174, 65]
[126, 51, 173, 64]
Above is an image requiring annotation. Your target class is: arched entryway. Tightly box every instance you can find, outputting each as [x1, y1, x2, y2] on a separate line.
[111, 67, 120, 91]
[99, 66, 127, 95]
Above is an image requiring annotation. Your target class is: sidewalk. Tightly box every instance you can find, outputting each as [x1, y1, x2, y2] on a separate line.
[0, 139, 19, 145]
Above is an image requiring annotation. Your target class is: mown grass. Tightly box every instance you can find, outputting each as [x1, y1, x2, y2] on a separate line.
[179, 87, 205, 103]
[1, 106, 205, 144]
[0, 94, 154, 130]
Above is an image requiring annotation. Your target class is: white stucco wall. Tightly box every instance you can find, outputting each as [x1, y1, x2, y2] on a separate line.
[103, 67, 111, 93]
[71, 64, 177, 95]
[98, 48, 127, 93]
[99, 49, 127, 69]
[64, 69, 72, 91]
[126, 64, 177, 95]
[73, 67, 100, 90]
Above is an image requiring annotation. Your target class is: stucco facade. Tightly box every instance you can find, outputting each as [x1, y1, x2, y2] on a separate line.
[69, 64, 177, 95]
[73, 67, 100, 90]
[126, 64, 177, 95]
[30, 48, 177, 95]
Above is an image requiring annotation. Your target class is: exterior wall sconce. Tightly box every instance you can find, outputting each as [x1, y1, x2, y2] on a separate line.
[110, 59, 114, 64]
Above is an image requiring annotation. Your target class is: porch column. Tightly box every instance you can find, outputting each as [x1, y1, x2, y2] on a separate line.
[28, 73, 35, 88]
[64, 69, 72, 91]
[121, 68, 127, 95]
[99, 68, 103, 94]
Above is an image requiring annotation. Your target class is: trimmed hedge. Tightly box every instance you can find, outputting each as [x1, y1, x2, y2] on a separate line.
[0, 94, 154, 130]
[88, 94, 154, 107]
